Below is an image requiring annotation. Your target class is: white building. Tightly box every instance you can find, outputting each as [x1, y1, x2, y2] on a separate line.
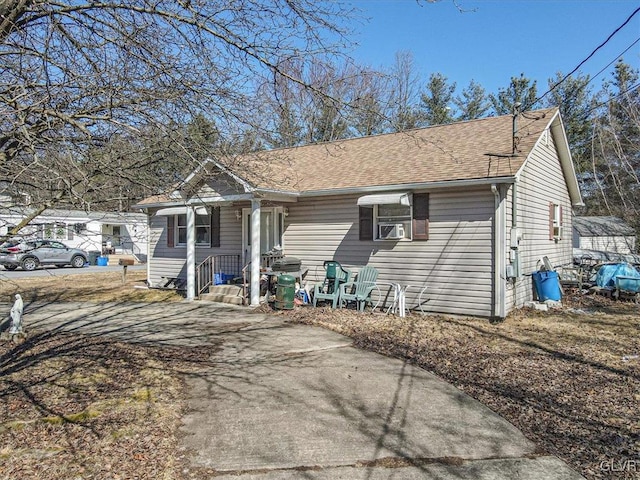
[0, 208, 148, 261]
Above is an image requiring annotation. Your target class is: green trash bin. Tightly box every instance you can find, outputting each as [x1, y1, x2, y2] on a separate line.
[275, 274, 296, 310]
[88, 251, 100, 266]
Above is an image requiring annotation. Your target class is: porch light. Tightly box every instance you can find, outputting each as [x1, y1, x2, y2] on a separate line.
[283, 207, 289, 217]
[235, 209, 242, 220]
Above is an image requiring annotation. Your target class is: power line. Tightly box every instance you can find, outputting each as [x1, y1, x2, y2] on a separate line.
[582, 81, 640, 118]
[525, 5, 640, 110]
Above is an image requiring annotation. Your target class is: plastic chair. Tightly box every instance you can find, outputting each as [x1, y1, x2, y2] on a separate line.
[313, 261, 351, 308]
[339, 265, 379, 311]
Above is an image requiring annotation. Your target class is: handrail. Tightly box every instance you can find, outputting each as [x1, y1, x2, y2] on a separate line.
[241, 261, 250, 305]
[196, 256, 215, 298]
[240, 253, 287, 305]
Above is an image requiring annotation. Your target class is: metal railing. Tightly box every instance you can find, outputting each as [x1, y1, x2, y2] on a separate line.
[196, 254, 241, 298]
[240, 253, 286, 305]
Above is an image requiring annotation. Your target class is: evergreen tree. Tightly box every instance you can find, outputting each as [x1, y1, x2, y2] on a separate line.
[454, 80, 490, 120]
[490, 74, 538, 115]
[420, 73, 456, 125]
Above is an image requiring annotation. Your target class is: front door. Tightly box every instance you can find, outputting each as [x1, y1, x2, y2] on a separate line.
[242, 207, 284, 266]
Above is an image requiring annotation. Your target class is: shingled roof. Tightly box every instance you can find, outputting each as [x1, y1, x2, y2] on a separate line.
[137, 107, 579, 207]
[219, 107, 558, 193]
[573, 216, 636, 237]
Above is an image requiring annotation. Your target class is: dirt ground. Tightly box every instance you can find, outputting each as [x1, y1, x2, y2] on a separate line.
[0, 271, 638, 479]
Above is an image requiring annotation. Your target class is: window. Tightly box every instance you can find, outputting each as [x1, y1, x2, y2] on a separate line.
[167, 208, 220, 248]
[376, 204, 412, 240]
[359, 193, 429, 241]
[41, 222, 67, 240]
[549, 203, 563, 241]
[176, 214, 210, 246]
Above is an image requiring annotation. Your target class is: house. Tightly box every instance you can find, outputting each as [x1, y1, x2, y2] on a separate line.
[573, 216, 636, 254]
[0, 208, 148, 261]
[135, 107, 582, 319]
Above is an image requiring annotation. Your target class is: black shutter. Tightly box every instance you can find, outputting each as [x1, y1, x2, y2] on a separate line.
[167, 215, 175, 248]
[211, 207, 221, 247]
[412, 193, 429, 240]
[359, 206, 373, 241]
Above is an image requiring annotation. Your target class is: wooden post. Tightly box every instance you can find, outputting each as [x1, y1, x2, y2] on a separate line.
[118, 258, 135, 285]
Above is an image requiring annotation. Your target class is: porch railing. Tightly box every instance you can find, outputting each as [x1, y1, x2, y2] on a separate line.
[196, 254, 241, 298]
[241, 252, 286, 304]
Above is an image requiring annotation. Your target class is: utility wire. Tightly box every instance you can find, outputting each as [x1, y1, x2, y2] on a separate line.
[582, 81, 640, 118]
[525, 5, 640, 110]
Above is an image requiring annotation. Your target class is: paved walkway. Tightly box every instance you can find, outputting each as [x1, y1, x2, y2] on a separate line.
[16, 301, 585, 479]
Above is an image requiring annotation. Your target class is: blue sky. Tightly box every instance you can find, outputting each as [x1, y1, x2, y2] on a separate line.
[349, 0, 640, 97]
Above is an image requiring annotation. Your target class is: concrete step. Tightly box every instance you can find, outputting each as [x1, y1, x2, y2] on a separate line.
[208, 284, 243, 296]
[200, 284, 245, 305]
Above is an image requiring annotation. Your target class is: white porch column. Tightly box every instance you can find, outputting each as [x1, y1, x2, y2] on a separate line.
[250, 199, 261, 306]
[186, 205, 196, 300]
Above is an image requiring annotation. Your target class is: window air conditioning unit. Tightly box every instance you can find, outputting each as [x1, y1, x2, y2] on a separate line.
[378, 223, 405, 240]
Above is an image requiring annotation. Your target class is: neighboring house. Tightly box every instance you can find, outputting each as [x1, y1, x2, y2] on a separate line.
[135, 107, 582, 319]
[573, 216, 636, 254]
[0, 208, 148, 261]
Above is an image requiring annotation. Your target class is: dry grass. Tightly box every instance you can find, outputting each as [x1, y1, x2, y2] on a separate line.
[275, 294, 640, 480]
[1, 271, 638, 479]
[0, 331, 212, 479]
[0, 270, 183, 304]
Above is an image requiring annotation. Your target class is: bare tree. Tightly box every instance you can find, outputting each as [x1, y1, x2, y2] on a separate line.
[0, 0, 355, 232]
[588, 60, 640, 240]
[386, 51, 425, 132]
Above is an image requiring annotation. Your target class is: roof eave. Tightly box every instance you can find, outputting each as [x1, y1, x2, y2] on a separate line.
[298, 176, 517, 198]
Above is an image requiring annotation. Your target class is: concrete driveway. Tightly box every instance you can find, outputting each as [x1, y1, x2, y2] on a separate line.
[18, 301, 585, 479]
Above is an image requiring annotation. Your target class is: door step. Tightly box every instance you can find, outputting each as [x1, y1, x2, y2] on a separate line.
[200, 285, 245, 305]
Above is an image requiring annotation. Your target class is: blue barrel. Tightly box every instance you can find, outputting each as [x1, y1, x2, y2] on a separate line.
[97, 256, 109, 266]
[532, 271, 561, 301]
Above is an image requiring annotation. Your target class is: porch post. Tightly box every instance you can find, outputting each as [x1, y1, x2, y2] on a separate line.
[250, 199, 261, 306]
[186, 205, 196, 300]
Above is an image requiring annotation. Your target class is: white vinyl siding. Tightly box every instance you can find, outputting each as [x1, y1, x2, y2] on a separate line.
[506, 131, 573, 311]
[284, 188, 495, 318]
[147, 206, 243, 287]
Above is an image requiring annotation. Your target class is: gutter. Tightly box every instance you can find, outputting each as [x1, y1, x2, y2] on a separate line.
[299, 177, 518, 198]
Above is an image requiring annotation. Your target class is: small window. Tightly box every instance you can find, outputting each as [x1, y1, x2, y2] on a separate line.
[359, 193, 429, 241]
[176, 214, 210, 246]
[549, 203, 563, 241]
[375, 204, 412, 240]
[167, 208, 220, 248]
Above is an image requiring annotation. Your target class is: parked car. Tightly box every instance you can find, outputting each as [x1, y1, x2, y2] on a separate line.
[0, 240, 88, 271]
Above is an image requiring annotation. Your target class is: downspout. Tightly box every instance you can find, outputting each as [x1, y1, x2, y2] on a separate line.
[186, 206, 196, 300]
[511, 179, 520, 278]
[491, 184, 506, 319]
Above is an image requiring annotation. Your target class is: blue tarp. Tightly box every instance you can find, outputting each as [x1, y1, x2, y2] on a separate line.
[595, 263, 640, 288]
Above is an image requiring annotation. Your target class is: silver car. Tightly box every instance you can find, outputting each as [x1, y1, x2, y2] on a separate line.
[0, 240, 88, 271]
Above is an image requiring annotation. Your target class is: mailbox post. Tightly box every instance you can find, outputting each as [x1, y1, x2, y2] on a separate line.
[118, 258, 135, 284]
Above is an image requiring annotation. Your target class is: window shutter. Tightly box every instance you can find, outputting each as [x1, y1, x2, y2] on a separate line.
[167, 215, 175, 248]
[559, 205, 564, 240]
[412, 193, 429, 240]
[211, 207, 221, 247]
[549, 203, 554, 240]
[359, 206, 373, 241]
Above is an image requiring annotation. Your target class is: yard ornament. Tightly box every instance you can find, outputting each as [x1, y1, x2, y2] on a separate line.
[9, 294, 23, 335]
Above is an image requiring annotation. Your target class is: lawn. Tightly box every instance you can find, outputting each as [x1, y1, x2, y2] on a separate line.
[0, 270, 638, 479]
